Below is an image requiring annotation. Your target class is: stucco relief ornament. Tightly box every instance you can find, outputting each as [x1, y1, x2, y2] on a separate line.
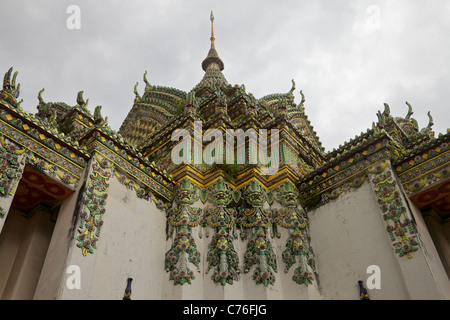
[272, 181, 316, 285]
[203, 179, 240, 285]
[243, 227, 277, 287]
[238, 180, 271, 233]
[184, 91, 199, 117]
[165, 178, 202, 285]
[368, 161, 418, 259]
[114, 168, 154, 201]
[239, 180, 277, 286]
[76, 154, 113, 255]
[0, 135, 25, 197]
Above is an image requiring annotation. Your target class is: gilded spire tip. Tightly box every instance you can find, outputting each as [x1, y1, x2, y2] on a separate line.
[210, 10, 215, 48]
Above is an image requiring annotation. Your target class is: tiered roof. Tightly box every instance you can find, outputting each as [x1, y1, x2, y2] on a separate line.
[1, 13, 448, 221]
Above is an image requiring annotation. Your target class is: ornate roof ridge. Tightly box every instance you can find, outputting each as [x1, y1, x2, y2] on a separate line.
[143, 84, 188, 99]
[301, 109, 448, 186]
[261, 91, 324, 153]
[326, 126, 377, 159]
[0, 102, 90, 161]
[393, 130, 450, 164]
[298, 129, 387, 186]
[258, 80, 296, 102]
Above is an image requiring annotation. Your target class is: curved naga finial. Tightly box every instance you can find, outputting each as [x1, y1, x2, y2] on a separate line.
[11, 71, 18, 87]
[14, 83, 20, 98]
[376, 110, 385, 125]
[405, 101, 413, 120]
[10, 71, 20, 98]
[77, 90, 85, 106]
[94, 105, 103, 121]
[38, 88, 45, 104]
[93, 105, 108, 126]
[143, 70, 149, 87]
[383, 103, 390, 116]
[289, 79, 296, 94]
[134, 82, 140, 100]
[76, 91, 89, 109]
[3, 67, 13, 88]
[2, 67, 21, 100]
[427, 111, 434, 128]
[299, 90, 305, 107]
[411, 117, 419, 130]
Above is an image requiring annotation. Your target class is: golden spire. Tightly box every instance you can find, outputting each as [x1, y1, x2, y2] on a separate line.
[210, 10, 215, 49]
[200, 11, 225, 73]
[196, 11, 228, 89]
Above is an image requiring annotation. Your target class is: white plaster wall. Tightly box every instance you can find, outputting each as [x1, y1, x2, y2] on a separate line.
[49, 175, 449, 300]
[0, 213, 28, 296]
[34, 170, 88, 300]
[2, 212, 54, 299]
[59, 176, 167, 300]
[424, 216, 450, 278]
[308, 181, 411, 299]
[405, 198, 450, 299]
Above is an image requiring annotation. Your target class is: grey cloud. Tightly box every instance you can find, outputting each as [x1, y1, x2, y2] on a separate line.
[1, 0, 448, 151]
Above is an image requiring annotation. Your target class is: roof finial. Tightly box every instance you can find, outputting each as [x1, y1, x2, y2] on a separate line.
[210, 10, 215, 49]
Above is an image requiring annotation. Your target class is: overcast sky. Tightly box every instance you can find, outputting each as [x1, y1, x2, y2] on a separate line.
[1, 0, 449, 152]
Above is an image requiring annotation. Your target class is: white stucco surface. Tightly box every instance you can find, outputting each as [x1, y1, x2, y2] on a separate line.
[59, 176, 167, 299]
[308, 181, 411, 299]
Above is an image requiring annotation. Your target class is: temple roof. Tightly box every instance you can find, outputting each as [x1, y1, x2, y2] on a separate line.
[121, 12, 326, 156]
